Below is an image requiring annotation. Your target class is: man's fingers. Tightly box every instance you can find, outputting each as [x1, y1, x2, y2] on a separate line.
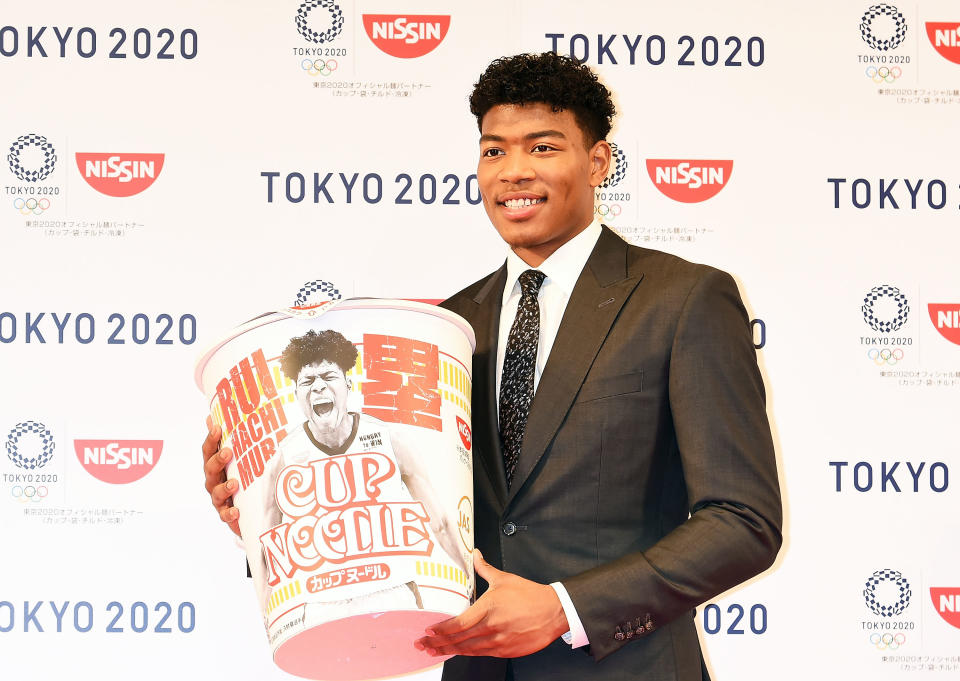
[200, 418, 241, 537]
[201, 423, 222, 459]
[416, 622, 490, 653]
[416, 600, 491, 653]
[203, 446, 233, 491]
[425, 600, 488, 637]
[422, 632, 502, 657]
[472, 549, 503, 585]
[218, 505, 239, 524]
[220, 509, 242, 537]
[211, 479, 239, 508]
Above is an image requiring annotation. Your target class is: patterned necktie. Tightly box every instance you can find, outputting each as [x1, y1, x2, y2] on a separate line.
[499, 269, 546, 488]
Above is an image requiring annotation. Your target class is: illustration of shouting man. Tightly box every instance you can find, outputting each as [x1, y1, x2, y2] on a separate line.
[246, 329, 470, 626]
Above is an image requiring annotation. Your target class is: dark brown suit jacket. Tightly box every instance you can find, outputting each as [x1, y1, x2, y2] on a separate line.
[439, 227, 782, 681]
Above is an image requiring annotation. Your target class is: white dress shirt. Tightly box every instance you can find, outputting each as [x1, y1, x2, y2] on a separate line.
[495, 218, 602, 649]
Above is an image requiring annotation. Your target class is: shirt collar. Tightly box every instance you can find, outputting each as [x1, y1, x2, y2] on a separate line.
[503, 219, 603, 303]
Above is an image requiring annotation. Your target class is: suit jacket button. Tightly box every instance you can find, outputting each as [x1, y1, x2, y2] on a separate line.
[502, 521, 517, 536]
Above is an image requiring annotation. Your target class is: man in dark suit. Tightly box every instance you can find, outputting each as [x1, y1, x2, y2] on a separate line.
[203, 52, 781, 681]
[411, 53, 783, 680]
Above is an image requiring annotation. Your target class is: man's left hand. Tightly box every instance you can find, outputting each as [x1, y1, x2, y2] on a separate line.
[414, 549, 569, 658]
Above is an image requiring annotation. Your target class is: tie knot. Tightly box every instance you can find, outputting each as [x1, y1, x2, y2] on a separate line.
[518, 269, 546, 297]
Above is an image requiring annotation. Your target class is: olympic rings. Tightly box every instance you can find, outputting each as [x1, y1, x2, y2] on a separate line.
[865, 65, 902, 83]
[13, 197, 51, 215]
[11, 485, 49, 502]
[594, 203, 623, 220]
[867, 348, 905, 365]
[869, 632, 906, 650]
[301, 58, 339, 77]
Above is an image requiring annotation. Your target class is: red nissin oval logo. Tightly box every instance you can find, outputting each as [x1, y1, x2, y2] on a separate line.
[362, 15, 450, 58]
[930, 587, 960, 629]
[928, 304, 960, 345]
[926, 22, 960, 64]
[456, 416, 472, 451]
[75, 153, 165, 197]
[646, 159, 733, 203]
[74, 439, 163, 484]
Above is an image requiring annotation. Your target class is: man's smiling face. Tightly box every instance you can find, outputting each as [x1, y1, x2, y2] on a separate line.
[294, 360, 351, 441]
[477, 102, 610, 266]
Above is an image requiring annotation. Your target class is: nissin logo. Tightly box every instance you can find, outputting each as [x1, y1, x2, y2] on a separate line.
[930, 588, 960, 629]
[362, 15, 450, 58]
[456, 416, 471, 451]
[645, 159, 732, 203]
[929, 304, 960, 345]
[926, 22, 960, 64]
[75, 153, 164, 197]
[74, 439, 162, 484]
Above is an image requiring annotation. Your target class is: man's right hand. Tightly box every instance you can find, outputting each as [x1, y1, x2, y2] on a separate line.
[202, 416, 241, 537]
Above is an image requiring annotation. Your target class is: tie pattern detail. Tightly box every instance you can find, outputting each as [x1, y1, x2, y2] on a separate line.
[499, 269, 546, 488]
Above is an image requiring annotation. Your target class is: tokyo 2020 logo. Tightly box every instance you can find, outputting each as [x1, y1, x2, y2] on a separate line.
[862, 285, 909, 333]
[859, 4, 908, 51]
[295, 0, 344, 44]
[294, 280, 343, 308]
[863, 569, 912, 617]
[7, 134, 57, 183]
[600, 142, 628, 189]
[6, 421, 55, 471]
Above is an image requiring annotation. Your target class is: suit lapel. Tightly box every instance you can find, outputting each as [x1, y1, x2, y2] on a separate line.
[469, 264, 510, 509]
[507, 228, 644, 504]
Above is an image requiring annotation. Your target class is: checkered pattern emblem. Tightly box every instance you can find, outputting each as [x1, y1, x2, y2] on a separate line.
[7, 134, 57, 183]
[862, 284, 909, 333]
[296, 0, 345, 44]
[859, 4, 908, 52]
[294, 279, 342, 307]
[863, 569, 911, 617]
[6, 421, 55, 470]
[600, 142, 628, 189]
[499, 269, 546, 488]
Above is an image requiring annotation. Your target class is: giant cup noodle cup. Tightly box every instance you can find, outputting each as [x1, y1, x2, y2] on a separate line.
[194, 300, 476, 680]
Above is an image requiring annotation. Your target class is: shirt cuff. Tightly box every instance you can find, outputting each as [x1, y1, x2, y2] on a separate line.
[549, 582, 590, 648]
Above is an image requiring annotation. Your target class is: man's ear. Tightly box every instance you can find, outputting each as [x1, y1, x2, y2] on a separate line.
[346, 377, 353, 391]
[588, 140, 612, 188]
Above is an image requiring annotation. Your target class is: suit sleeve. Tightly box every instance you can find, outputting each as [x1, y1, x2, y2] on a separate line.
[562, 267, 782, 661]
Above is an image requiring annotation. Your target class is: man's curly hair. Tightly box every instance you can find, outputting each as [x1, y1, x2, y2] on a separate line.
[469, 52, 616, 145]
[280, 329, 358, 382]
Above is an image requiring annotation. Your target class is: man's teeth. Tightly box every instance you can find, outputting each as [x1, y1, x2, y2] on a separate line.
[503, 198, 544, 208]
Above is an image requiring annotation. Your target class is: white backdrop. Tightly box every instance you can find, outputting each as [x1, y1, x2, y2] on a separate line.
[2, 1, 959, 679]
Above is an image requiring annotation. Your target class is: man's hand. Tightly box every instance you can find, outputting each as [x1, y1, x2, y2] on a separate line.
[414, 550, 568, 658]
[201, 416, 241, 537]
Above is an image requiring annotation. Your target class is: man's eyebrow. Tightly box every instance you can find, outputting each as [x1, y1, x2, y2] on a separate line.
[479, 129, 568, 144]
[524, 129, 567, 140]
